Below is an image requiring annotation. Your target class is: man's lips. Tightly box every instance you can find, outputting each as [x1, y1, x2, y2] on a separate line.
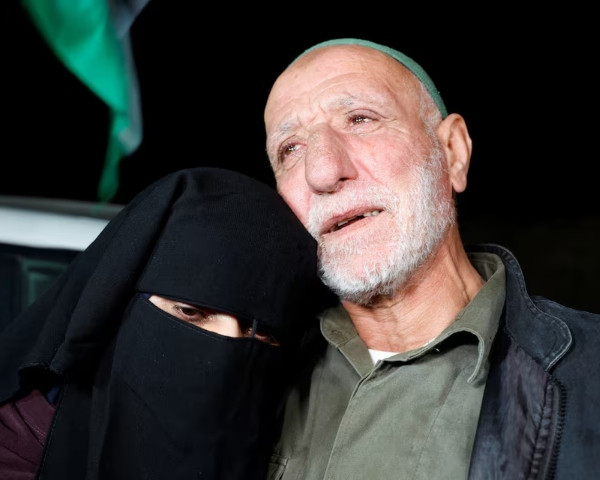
[321, 209, 382, 234]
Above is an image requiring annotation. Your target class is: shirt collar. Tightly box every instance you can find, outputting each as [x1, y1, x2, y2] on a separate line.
[459, 252, 505, 382]
[320, 252, 506, 382]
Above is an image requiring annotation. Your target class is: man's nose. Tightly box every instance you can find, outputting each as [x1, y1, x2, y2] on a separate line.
[304, 126, 357, 194]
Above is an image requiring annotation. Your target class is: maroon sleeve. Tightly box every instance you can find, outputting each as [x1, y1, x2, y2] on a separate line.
[0, 389, 56, 480]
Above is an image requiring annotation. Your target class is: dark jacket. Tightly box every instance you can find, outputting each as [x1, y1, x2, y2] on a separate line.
[468, 244, 600, 479]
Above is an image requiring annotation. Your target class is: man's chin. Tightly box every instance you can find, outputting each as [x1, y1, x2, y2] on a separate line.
[319, 258, 398, 304]
[325, 279, 387, 307]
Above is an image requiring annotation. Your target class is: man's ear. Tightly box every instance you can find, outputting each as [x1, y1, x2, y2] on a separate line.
[436, 113, 472, 193]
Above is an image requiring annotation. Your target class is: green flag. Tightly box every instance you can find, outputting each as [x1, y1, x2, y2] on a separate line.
[21, 0, 146, 203]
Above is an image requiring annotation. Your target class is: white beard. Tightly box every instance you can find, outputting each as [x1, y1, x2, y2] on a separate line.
[307, 144, 455, 305]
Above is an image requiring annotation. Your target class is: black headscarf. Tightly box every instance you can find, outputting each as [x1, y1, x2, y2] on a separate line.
[0, 167, 335, 479]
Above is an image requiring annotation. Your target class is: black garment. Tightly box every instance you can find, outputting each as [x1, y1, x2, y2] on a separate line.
[0, 167, 335, 480]
[467, 244, 600, 479]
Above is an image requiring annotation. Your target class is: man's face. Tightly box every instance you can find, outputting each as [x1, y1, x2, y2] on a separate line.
[264, 45, 455, 304]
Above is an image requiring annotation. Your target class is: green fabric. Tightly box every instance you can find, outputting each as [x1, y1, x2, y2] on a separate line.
[267, 252, 505, 479]
[22, 0, 143, 203]
[294, 38, 449, 119]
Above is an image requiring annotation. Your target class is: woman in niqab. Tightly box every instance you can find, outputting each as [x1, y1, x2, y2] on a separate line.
[0, 167, 334, 480]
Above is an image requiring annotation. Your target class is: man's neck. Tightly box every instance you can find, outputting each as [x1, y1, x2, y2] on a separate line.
[343, 231, 484, 353]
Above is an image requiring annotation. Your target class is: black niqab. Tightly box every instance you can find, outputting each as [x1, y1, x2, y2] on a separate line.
[0, 167, 335, 479]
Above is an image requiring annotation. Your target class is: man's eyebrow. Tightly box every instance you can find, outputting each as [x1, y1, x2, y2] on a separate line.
[275, 119, 298, 137]
[329, 96, 358, 109]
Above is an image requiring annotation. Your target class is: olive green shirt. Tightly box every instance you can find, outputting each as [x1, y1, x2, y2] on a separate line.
[268, 252, 505, 480]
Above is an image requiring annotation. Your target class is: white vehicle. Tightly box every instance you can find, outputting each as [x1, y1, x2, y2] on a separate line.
[0, 196, 122, 329]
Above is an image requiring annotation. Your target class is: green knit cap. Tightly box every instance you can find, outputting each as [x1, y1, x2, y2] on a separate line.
[293, 38, 448, 119]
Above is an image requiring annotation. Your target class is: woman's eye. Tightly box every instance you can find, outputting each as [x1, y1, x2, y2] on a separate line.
[239, 321, 280, 347]
[249, 325, 280, 347]
[175, 304, 207, 320]
[253, 330, 280, 347]
[172, 305, 214, 325]
[147, 295, 280, 345]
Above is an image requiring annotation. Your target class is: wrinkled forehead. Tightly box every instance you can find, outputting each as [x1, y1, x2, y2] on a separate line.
[276, 38, 447, 119]
[264, 43, 426, 144]
[266, 45, 402, 116]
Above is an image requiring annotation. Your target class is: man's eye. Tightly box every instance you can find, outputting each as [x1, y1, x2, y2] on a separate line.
[280, 143, 298, 160]
[350, 115, 369, 125]
[286, 144, 297, 154]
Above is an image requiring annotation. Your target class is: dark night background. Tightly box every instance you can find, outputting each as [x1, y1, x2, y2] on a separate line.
[2, 2, 598, 312]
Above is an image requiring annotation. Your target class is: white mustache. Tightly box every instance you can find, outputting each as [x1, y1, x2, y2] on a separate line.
[307, 183, 400, 238]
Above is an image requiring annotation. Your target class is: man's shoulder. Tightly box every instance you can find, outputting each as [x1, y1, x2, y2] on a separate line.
[506, 294, 600, 386]
[531, 295, 600, 321]
[530, 295, 600, 355]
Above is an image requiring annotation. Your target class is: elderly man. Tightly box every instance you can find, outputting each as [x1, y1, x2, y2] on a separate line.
[262, 38, 600, 479]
